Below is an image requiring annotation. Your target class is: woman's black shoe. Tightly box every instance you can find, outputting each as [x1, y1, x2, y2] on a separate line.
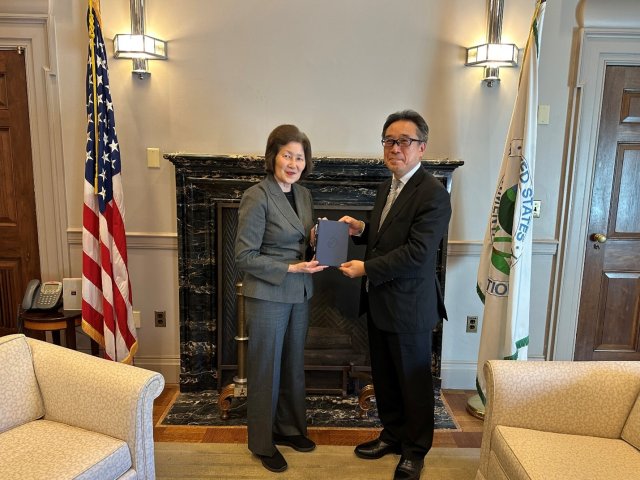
[273, 433, 316, 452]
[256, 448, 288, 472]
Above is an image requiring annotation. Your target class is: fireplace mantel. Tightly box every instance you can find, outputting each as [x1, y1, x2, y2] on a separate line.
[166, 154, 462, 392]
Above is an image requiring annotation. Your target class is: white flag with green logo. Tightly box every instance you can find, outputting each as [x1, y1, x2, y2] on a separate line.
[476, 0, 546, 403]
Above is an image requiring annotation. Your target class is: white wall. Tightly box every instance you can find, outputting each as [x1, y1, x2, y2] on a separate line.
[11, 0, 581, 386]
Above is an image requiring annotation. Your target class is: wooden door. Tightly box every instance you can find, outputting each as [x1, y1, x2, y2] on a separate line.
[574, 66, 640, 361]
[0, 49, 41, 335]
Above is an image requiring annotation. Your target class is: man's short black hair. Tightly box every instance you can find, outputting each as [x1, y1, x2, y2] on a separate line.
[382, 109, 429, 143]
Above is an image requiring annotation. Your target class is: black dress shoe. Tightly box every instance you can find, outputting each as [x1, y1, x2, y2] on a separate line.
[256, 448, 288, 473]
[393, 456, 424, 480]
[273, 433, 316, 452]
[354, 438, 402, 459]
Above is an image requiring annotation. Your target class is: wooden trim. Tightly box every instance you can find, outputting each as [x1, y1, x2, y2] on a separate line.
[446, 240, 558, 257]
[0, 14, 68, 279]
[552, 28, 640, 361]
[66, 229, 178, 250]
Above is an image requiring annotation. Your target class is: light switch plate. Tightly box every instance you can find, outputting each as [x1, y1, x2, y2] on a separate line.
[133, 310, 141, 329]
[538, 105, 550, 125]
[147, 147, 160, 168]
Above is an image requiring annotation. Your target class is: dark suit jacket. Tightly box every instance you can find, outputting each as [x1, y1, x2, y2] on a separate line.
[354, 167, 451, 333]
[235, 174, 315, 303]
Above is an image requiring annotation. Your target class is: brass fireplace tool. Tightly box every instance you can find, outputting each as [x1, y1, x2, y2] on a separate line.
[218, 282, 248, 420]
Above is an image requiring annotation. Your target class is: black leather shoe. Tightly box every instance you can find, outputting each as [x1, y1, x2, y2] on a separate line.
[273, 433, 316, 452]
[393, 456, 424, 480]
[354, 438, 402, 459]
[256, 448, 287, 473]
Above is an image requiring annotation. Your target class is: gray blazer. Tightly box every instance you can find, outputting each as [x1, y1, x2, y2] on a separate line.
[235, 174, 314, 303]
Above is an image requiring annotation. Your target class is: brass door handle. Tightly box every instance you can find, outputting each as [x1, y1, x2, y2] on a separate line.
[591, 233, 607, 243]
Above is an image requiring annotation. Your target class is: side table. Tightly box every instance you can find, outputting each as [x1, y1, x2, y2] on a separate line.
[18, 308, 99, 355]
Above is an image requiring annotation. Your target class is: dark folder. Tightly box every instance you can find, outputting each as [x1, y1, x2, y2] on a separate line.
[315, 219, 349, 267]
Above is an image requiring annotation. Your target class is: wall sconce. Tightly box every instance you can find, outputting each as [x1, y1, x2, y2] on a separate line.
[113, 0, 167, 79]
[465, 0, 518, 87]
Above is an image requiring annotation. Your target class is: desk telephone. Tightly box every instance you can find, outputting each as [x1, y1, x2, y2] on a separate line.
[22, 279, 63, 311]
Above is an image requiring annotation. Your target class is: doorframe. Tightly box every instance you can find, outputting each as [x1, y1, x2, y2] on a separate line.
[551, 28, 640, 360]
[0, 13, 69, 280]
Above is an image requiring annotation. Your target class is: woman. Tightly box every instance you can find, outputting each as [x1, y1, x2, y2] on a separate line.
[235, 124, 327, 473]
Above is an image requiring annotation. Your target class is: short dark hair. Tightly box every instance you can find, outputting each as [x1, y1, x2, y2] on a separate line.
[264, 124, 313, 178]
[381, 109, 429, 143]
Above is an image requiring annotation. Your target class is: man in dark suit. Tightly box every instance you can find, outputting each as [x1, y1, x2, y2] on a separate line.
[339, 110, 451, 480]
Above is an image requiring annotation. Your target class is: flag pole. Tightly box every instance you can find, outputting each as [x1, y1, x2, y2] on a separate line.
[467, 393, 485, 420]
[468, 0, 546, 420]
[88, 0, 100, 194]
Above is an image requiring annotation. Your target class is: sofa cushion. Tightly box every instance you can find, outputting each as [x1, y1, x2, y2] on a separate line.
[490, 425, 640, 480]
[0, 419, 132, 480]
[622, 392, 640, 450]
[0, 334, 45, 433]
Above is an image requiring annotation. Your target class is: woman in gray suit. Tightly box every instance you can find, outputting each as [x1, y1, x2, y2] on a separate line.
[235, 124, 327, 473]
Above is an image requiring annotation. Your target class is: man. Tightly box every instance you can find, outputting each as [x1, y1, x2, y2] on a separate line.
[339, 110, 451, 480]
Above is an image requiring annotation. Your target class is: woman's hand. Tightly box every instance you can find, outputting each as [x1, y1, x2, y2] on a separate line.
[288, 260, 328, 274]
[339, 216, 365, 236]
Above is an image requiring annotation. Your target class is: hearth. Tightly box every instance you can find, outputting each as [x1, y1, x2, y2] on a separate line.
[166, 154, 462, 393]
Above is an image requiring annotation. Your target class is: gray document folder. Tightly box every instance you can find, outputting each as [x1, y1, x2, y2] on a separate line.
[315, 219, 349, 267]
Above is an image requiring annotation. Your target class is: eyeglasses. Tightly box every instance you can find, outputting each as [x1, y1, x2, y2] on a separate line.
[381, 137, 424, 148]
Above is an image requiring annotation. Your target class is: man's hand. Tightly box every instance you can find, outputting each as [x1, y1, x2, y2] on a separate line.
[309, 225, 317, 248]
[339, 260, 366, 278]
[339, 216, 365, 236]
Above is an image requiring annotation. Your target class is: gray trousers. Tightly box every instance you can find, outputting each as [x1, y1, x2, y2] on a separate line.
[245, 297, 309, 456]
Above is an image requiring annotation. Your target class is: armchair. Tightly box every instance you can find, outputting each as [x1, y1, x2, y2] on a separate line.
[0, 334, 165, 479]
[476, 360, 640, 480]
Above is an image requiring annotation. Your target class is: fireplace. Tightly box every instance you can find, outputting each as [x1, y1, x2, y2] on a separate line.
[166, 154, 462, 393]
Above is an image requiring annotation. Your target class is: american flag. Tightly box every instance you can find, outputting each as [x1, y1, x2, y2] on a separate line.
[82, 3, 137, 363]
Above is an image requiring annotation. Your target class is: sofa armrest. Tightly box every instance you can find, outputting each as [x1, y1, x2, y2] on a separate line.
[28, 338, 165, 479]
[476, 360, 640, 480]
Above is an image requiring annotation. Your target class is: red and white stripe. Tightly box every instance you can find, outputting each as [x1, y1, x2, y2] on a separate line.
[82, 174, 137, 363]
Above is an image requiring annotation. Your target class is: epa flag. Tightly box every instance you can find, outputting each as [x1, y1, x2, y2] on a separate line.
[475, 0, 546, 402]
[81, 2, 137, 363]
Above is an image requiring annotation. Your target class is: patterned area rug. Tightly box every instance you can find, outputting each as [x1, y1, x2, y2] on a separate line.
[161, 387, 459, 430]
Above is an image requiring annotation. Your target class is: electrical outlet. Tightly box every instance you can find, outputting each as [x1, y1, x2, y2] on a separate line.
[466, 315, 478, 333]
[533, 200, 541, 218]
[154, 311, 166, 327]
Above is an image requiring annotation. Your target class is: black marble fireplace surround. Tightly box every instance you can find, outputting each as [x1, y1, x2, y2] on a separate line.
[166, 154, 462, 392]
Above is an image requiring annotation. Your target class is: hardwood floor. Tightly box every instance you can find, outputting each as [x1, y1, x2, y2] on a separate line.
[153, 385, 484, 448]
[155, 443, 480, 480]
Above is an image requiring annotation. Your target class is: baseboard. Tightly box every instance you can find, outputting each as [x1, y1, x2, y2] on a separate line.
[134, 355, 181, 384]
[441, 355, 546, 390]
[441, 361, 477, 389]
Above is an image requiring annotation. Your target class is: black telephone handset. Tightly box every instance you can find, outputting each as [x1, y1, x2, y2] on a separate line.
[22, 280, 63, 311]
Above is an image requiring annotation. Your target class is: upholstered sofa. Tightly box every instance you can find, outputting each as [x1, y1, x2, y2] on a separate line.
[475, 360, 640, 480]
[0, 333, 165, 479]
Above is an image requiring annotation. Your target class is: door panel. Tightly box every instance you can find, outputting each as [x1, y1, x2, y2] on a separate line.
[594, 272, 639, 351]
[0, 49, 40, 334]
[575, 65, 640, 361]
[615, 146, 640, 232]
